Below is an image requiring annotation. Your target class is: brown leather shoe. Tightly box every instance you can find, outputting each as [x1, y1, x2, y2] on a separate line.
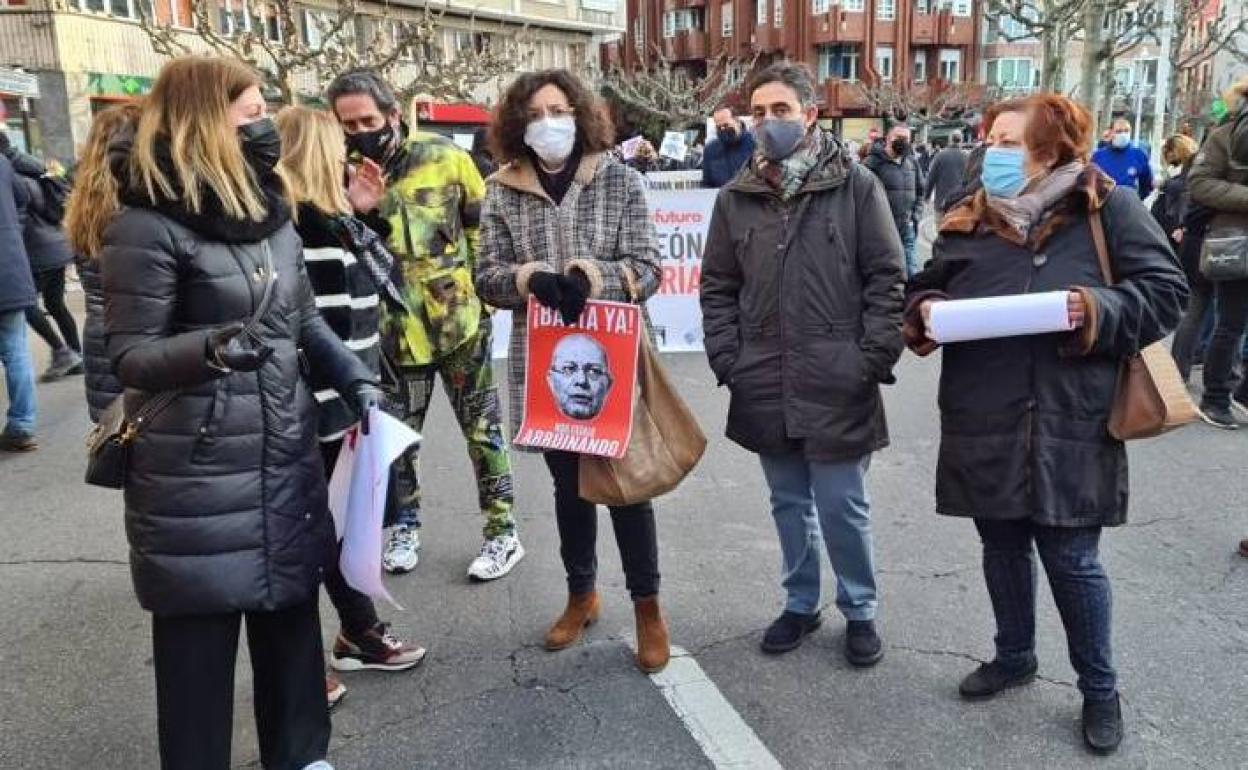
[545, 591, 600, 651]
[634, 595, 670, 674]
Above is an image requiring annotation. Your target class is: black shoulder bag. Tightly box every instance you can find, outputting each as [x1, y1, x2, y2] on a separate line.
[86, 243, 277, 489]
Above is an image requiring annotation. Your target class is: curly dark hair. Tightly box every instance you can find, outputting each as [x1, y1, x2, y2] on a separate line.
[488, 69, 615, 164]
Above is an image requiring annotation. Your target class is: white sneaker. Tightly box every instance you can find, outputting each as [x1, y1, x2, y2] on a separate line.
[467, 533, 525, 581]
[302, 762, 334, 770]
[382, 526, 420, 574]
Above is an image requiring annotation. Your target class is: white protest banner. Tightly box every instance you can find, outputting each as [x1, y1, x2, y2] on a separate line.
[490, 186, 717, 357]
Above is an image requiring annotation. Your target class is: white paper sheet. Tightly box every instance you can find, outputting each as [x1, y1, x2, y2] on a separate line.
[928, 291, 1073, 344]
[326, 408, 421, 610]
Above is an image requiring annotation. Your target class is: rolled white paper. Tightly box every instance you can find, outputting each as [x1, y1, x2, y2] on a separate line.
[928, 291, 1073, 344]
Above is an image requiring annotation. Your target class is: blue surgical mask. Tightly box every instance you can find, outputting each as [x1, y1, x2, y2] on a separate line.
[1111, 132, 1131, 149]
[981, 147, 1028, 198]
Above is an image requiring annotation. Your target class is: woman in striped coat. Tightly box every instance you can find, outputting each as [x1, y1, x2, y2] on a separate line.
[276, 106, 426, 701]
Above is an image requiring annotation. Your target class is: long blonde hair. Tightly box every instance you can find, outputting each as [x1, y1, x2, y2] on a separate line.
[275, 106, 351, 218]
[65, 102, 142, 260]
[131, 56, 270, 222]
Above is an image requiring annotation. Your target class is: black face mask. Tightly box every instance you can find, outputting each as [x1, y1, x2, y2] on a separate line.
[347, 123, 397, 164]
[716, 126, 739, 145]
[891, 138, 910, 157]
[238, 118, 281, 174]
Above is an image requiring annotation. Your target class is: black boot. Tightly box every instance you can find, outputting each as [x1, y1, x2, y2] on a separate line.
[760, 610, 821, 654]
[845, 620, 883, 667]
[959, 656, 1038, 699]
[1082, 693, 1123, 755]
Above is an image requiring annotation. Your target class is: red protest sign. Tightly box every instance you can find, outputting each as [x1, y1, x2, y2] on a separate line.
[514, 297, 641, 459]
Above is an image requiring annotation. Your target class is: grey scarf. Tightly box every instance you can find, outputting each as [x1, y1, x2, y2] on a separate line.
[986, 162, 1084, 240]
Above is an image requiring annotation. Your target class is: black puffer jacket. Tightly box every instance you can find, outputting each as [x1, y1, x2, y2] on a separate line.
[102, 155, 372, 616]
[862, 144, 925, 233]
[79, 258, 121, 422]
[701, 133, 906, 462]
[7, 149, 72, 273]
[905, 168, 1188, 527]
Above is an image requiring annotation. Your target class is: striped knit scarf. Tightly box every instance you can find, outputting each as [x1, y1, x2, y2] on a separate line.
[333, 215, 411, 315]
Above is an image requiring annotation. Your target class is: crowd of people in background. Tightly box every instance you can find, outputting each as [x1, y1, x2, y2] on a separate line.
[0, 54, 1245, 770]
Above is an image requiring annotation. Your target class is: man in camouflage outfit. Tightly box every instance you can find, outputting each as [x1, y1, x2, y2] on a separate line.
[330, 69, 523, 581]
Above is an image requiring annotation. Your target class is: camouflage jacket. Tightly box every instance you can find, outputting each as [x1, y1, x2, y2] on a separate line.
[380, 131, 487, 366]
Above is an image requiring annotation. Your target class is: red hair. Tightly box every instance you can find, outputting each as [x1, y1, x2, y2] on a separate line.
[1022, 93, 1093, 168]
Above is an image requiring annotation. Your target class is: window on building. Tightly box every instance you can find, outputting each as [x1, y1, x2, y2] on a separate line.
[664, 10, 676, 37]
[633, 17, 645, 52]
[774, 0, 782, 26]
[842, 0, 864, 10]
[264, 9, 283, 42]
[1113, 65, 1132, 93]
[952, 0, 970, 15]
[149, 0, 191, 27]
[757, 0, 767, 25]
[722, 1, 734, 35]
[664, 8, 703, 36]
[813, 0, 830, 13]
[877, 0, 895, 21]
[80, 0, 134, 18]
[939, 48, 961, 81]
[985, 58, 1034, 89]
[913, 52, 926, 83]
[1135, 58, 1158, 89]
[914, 0, 929, 12]
[303, 9, 328, 48]
[991, 13, 1037, 42]
[875, 45, 894, 81]
[817, 44, 860, 82]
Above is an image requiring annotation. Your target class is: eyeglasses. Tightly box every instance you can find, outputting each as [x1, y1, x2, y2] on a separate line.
[550, 362, 607, 382]
[528, 106, 575, 121]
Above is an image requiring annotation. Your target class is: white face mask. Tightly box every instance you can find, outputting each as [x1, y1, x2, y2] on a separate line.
[525, 116, 577, 166]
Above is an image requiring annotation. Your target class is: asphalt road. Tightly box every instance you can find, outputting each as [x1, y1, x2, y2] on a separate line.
[2, 320, 1246, 769]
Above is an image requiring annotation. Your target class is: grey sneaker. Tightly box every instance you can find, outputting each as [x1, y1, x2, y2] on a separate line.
[467, 533, 525, 581]
[40, 348, 82, 382]
[382, 526, 420, 574]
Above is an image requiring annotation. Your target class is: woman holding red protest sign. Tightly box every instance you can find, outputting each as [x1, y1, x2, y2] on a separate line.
[474, 69, 669, 674]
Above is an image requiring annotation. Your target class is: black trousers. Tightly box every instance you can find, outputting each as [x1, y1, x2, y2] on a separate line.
[543, 450, 660, 599]
[1201, 278, 1248, 409]
[320, 439, 381, 637]
[151, 599, 330, 770]
[24, 266, 80, 352]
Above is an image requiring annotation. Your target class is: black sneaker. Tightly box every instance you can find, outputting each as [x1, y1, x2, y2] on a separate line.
[0, 433, 37, 452]
[1082, 693, 1123, 755]
[1232, 391, 1248, 420]
[845, 620, 883, 667]
[1200, 404, 1239, 430]
[760, 610, 822, 654]
[959, 656, 1039, 699]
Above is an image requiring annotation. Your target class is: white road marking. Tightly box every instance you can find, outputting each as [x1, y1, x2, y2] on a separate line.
[648, 645, 785, 770]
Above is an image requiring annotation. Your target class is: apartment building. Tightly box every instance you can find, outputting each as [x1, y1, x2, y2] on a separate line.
[0, 0, 623, 161]
[614, 0, 981, 136]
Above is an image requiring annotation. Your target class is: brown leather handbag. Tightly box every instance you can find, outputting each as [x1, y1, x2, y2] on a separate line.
[1089, 211, 1198, 440]
[578, 334, 707, 506]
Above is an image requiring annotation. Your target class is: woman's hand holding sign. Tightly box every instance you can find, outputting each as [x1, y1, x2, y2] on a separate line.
[528, 270, 592, 325]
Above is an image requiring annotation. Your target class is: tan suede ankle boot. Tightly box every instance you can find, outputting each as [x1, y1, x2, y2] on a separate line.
[544, 591, 600, 651]
[634, 595, 670, 673]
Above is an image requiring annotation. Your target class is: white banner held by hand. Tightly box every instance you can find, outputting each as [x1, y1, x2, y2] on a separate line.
[928, 291, 1073, 344]
[329, 408, 420, 610]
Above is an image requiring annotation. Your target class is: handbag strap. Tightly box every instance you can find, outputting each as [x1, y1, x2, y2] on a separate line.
[1089, 209, 1115, 286]
[128, 242, 278, 437]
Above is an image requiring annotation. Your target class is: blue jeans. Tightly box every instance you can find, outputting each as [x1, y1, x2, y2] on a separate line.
[900, 221, 919, 279]
[759, 453, 877, 621]
[0, 310, 36, 437]
[975, 519, 1116, 702]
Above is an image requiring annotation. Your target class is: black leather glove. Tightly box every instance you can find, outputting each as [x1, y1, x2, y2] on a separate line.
[206, 322, 273, 373]
[557, 272, 591, 326]
[528, 271, 563, 310]
[349, 380, 383, 435]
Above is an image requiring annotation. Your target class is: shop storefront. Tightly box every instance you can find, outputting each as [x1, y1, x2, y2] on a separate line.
[0, 67, 40, 154]
[86, 71, 152, 113]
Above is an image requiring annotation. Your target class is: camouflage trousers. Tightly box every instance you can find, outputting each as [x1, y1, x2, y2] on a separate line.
[386, 321, 515, 539]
